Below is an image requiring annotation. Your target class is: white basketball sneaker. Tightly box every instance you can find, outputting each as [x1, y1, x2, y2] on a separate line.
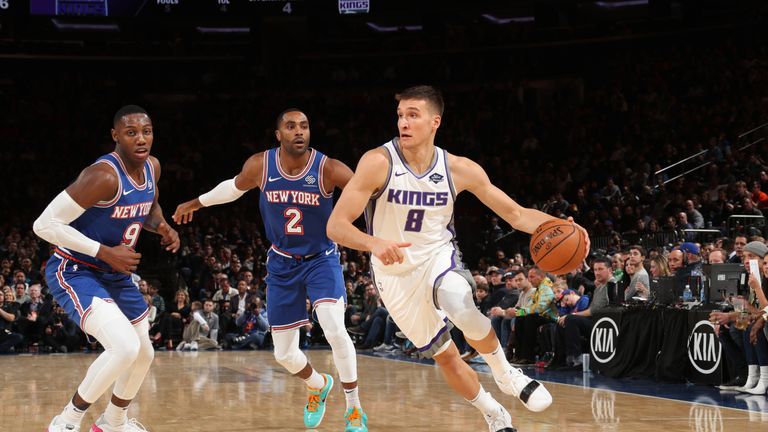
[484, 404, 516, 432]
[91, 415, 149, 432]
[48, 415, 81, 432]
[494, 367, 552, 412]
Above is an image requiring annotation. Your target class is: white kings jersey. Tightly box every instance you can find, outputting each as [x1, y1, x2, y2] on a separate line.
[365, 138, 457, 275]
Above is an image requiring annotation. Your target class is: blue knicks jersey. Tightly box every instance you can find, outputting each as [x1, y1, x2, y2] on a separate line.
[258, 147, 334, 256]
[60, 152, 156, 270]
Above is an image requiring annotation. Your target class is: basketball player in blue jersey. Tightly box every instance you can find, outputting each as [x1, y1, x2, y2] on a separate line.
[34, 105, 180, 432]
[172, 109, 368, 431]
[328, 86, 590, 432]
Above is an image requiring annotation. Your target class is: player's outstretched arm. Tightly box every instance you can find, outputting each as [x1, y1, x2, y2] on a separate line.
[172, 151, 264, 225]
[327, 149, 411, 265]
[143, 157, 180, 252]
[450, 154, 590, 252]
[33, 164, 142, 274]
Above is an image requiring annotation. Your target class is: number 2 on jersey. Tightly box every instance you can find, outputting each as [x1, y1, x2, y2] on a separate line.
[284, 207, 304, 235]
[404, 209, 425, 232]
[122, 222, 142, 248]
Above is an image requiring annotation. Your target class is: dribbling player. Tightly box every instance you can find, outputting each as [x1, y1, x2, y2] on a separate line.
[34, 105, 180, 432]
[328, 86, 590, 431]
[173, 109, 368, 431]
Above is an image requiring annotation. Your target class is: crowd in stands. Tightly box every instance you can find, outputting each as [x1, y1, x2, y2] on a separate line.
[2, 19, 768, 400]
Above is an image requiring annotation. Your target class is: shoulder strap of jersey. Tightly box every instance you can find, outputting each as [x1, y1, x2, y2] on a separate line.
[259, 148, 273, 190]
[372, 141, 395, 200]
[92, 153, 122, 208]
[146, 158, 156, 188]
[317, 153, 332, 198]
[441, 147, 458, 200]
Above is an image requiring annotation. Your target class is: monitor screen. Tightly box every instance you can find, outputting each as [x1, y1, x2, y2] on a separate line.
[705, 263, 745, 302]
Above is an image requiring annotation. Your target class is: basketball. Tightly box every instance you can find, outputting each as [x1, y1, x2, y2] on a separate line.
[529, 219, 588, 274]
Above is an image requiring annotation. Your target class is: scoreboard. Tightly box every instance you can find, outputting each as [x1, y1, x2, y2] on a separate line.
[0, 0, 372, 17]
[25, 0, 308, 17]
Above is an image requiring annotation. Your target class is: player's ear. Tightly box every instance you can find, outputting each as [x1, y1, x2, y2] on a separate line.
[111, 128, 118, 143]
[433, 114, 441, 130]
[274, 129, 281, 142]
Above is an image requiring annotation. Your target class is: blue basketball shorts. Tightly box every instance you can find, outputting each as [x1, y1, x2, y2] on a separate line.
[45, 253, 149, 331]
[265, 248, 346, 332]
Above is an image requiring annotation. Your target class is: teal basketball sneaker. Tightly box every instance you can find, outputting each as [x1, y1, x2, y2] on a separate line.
[344, 407, 368, 431]
[304, 373, 334, 428]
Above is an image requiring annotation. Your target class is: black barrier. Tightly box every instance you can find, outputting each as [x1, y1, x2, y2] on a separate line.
[589, 308, 622, 375]
[686, 309, 723, 386]
[590, 307, 723, 385]
[655, 309, 689, 382]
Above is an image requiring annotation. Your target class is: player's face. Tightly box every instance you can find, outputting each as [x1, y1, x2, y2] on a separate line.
[112, 113, 153, 166]
[276, 111, 310, 157]
[396, 99, 440, 149]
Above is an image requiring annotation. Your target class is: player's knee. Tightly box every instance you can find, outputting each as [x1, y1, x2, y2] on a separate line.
[136, 338, 154, 365]
[433, 342, 464, 371]
[453, 308, 491, 341]
[274, 344, 306, 374]
[322, 320, 351, 346]
[115, 333, 141, 364]
[315, 303, 351, 349]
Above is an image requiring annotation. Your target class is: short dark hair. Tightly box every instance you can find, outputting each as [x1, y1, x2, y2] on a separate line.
[592, 256, 612, 268]
[395, 85, 444, 116]
[276, 107, 305, 129]
[629, 245, 646, 258]
[113, 105, 148, 127]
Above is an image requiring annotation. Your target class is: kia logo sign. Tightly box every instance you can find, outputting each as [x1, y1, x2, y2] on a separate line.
[688, 401, 723, 432]
[591, 390, 620, 426]
[590, 317, 619, 363]
[687, 320, 721, 375]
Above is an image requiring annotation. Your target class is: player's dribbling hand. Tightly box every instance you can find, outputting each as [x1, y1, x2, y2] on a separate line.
[97, 244, 142, 275]
[172, 199, 203, 225]
[157, 222, 181, 253]
[566, 216, 591, 258]
[371, 238, 411, 265]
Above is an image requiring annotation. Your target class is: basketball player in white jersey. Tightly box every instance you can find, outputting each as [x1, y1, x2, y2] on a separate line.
[328, 86, 590, 431]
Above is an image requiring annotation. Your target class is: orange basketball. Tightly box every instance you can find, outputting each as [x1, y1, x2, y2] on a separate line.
[529, 219, 588, 274]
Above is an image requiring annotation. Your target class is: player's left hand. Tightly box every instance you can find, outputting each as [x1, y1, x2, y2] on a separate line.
[567, 216, 591, 258]
[158, 222, 180, 253]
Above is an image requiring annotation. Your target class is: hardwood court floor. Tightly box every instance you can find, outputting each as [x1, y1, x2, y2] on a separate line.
[0, 350, 760, 431]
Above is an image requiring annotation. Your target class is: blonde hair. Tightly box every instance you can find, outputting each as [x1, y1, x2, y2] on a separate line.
[175, 289, 190, 306]
[650, 255, 671, 277]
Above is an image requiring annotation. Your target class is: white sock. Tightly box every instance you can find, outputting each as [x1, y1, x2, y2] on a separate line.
[304, 370, 326, 389]
[104, 401, 128, 427]
[344, 386, 362, 410]
[467, 386, 499, 417]
[480, 341, 512, 377]
[744, 365, 760, 388]
[757, 366, 768, 387]
[59, 399, 86, 426]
